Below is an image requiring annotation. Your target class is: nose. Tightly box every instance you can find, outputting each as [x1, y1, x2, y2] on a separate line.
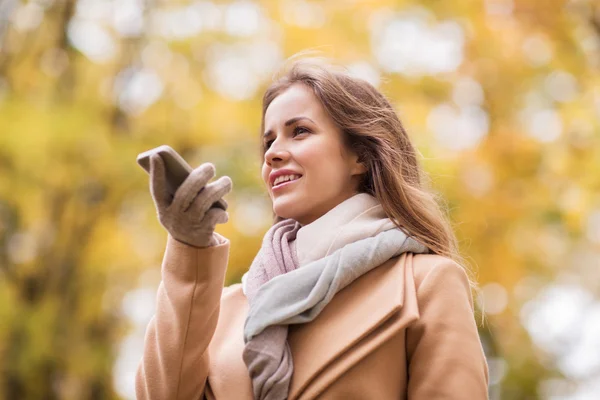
[264, 139, 290, 166]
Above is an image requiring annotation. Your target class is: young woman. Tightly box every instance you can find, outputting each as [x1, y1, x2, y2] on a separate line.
[136, 58, 489, 400]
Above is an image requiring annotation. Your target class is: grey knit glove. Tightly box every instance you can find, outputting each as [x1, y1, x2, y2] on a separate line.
[149, 153, 232, 248]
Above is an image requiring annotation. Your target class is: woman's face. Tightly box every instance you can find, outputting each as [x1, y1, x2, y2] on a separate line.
[261, 83, 366, 226]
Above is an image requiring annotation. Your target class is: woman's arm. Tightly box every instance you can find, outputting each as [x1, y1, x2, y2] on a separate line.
[406, 256, 489, 399]
[136, 233, 230, 400]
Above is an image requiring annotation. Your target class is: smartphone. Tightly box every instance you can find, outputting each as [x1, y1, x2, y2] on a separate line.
[136, 145, 227, 210]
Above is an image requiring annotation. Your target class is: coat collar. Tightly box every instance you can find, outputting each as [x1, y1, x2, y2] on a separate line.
[287, 252, 420, 399]
[220, 252, 421, 400]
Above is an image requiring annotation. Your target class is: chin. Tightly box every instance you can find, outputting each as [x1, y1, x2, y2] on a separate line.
[272, 207, 296, 221]
[272, 202, 304, 222]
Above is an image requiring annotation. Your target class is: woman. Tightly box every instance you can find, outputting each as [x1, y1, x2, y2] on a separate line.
[136, 58, 489, 400]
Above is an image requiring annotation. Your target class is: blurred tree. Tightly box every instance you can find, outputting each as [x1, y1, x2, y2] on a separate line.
[0, 0, 599, 398]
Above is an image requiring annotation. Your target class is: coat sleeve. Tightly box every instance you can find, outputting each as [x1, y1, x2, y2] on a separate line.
[406, 256, 489, 399]
[136, 233, 230, 400]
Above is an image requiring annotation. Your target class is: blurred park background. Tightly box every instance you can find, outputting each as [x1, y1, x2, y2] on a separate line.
[0, 0, 599, 398]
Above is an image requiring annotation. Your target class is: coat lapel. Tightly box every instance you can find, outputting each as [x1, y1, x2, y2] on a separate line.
[213, 252, 420, 400]
[286, 252, 420, 399]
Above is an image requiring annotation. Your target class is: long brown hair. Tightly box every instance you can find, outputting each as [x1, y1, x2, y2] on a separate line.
[259, 55, 478, 291]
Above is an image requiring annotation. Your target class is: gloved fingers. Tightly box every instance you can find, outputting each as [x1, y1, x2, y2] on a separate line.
[202, 207, 229, 228]
[189, 176, 232, 217]
[216, 198, 228, 211]
[173, 162, 216, 212]
[149, 154, 170, 210]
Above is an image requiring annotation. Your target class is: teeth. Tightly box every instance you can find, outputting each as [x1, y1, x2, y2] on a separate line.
[273, 174, 301, 186]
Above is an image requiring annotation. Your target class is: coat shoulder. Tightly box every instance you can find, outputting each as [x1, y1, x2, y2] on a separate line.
[408, 253, 470, 290]
[403, 253, 476, 317]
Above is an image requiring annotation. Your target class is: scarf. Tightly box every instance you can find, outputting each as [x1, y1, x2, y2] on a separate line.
[241, 194, 429, 400]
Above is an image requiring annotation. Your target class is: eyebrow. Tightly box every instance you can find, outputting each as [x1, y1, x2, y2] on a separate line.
[263, 116, 315, 138]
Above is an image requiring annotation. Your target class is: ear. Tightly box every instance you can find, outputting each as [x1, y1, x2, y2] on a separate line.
[350, 158, 368, 176]
[347, 148, 367, 176]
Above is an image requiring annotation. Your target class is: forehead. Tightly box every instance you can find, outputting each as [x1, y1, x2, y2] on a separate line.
[264, 84, 324, 127]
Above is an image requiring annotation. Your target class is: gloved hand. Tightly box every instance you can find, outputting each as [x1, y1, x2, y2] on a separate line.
[149, 153, 232, 248]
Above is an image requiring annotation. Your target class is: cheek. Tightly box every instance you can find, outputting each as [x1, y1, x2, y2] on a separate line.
[295, 136, 337, 167]
[298, 142, 347, 180]
[261, 164, 269, 185]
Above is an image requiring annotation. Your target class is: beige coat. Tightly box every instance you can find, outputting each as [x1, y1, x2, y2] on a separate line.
[136, 196, 489, 399]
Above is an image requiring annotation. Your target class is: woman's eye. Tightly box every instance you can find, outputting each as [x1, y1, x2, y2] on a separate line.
[264, 127, 309, 150]
[293, 126, 310, 135]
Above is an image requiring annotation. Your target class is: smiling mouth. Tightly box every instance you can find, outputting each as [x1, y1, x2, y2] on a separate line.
[272, 176, 302, 190]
